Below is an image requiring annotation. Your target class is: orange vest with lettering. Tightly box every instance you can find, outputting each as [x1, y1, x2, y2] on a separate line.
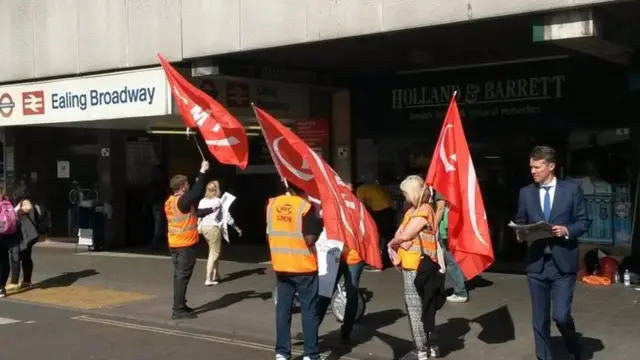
[266, 195, 318, 273]
[165, 195, 199, 249]
[397, 205, 437, 270]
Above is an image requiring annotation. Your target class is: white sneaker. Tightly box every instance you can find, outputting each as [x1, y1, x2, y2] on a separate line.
[275, 354, 288, 360]
[417, 349, 429, 360]
[446, 294, 468, 303]
[205, 280, 219, 286]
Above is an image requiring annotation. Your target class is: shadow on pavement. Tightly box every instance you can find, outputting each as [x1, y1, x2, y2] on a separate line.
[36, 269, 100, 289]
[321, 308, 410, 360]
[439, 305, 515, 356]
[321, 305, 517, 359]
[551, 333, 604, 360]
[195, 290, 272, 315]
[466, 276, 494, 291]
[221, 267, 267, 283]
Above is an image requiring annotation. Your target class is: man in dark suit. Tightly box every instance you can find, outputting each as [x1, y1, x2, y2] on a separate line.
[515, 145, 590, 360]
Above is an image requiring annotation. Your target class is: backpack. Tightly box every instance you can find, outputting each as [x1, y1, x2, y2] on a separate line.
[0, 199, 18, 235]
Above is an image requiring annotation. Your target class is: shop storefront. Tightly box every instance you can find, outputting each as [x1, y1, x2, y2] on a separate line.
[352, 56, 637, 263]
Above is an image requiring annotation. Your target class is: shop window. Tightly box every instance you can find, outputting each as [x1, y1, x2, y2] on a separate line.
[566, 128, 633, 246]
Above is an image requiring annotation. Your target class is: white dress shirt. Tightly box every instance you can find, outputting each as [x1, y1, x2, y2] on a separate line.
[538, 177, 557, 213]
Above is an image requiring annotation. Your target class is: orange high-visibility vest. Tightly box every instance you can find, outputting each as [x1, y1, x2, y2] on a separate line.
[165, 195, 199, 249]
[266, 195, 317, 273]
[397, 205, 437, 270]
[342, 248, 362, 265]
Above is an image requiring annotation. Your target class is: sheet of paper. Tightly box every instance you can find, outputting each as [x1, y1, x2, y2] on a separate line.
[220, 192, 236, 242]
[508, 221, 554, 242]
[315, 230, 344, 298]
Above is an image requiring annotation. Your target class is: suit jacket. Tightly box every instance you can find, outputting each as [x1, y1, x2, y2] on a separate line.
[515, 179, 590, 274]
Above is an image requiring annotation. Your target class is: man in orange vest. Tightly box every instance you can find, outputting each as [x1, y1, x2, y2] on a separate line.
[166, 160, 209, 319]
[267, 185, 323, 360]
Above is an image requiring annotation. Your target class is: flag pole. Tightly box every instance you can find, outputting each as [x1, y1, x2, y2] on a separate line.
[187, 127, 206, 160]
[251, 103, 291, 194]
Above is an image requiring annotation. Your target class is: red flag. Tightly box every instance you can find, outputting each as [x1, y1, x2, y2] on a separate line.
[254, 105, 382, 269]
[158, 54, 248, 169]
[425, 97, 494, 279]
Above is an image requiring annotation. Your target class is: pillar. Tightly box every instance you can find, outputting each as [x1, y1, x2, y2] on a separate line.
[331, 90, 351, 183]
[97, 129, 126, 249]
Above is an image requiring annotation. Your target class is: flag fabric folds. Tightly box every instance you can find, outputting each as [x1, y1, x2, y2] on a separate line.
[425, 96, 494, 279]
[254, 105, 382, 269]
[158, 54, 248, 169]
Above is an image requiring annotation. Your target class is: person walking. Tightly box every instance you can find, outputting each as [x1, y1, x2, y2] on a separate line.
[515, 146, 589, 360]
[267, 185, 323, 360]
[166, 160, 209, 320]
[6, 196, 48, 291]
[389, 175, 446, 360]
[197, 180, 242, 286]
[432, 191, 469, 303]
[0, 185, 18, 298]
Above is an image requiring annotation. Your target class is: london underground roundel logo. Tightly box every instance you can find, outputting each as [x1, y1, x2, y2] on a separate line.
[0, 93, 15, 118]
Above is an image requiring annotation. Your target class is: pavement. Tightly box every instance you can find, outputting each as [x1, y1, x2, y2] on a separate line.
[2, 245, 640, 359]
[0, 301, 273, 360]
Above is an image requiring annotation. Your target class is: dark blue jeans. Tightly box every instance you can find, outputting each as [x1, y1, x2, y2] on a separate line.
[316, 261, 364, 336]
[438, 236, 468, 297]
[275, 273, 319, 360]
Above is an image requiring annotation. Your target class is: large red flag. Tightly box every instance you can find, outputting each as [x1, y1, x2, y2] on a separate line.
[254, 105, 382, 269]
[425, 97, 494, 279]
[158, 54, 248, 169]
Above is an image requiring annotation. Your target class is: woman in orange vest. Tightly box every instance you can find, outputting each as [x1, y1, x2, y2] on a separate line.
[165, 160, 209, 320]
[388, 175, 446, 360]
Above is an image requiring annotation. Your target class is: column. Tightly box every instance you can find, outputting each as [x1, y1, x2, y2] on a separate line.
[331, 90, 351, 183]
[96, 129, 126, 249]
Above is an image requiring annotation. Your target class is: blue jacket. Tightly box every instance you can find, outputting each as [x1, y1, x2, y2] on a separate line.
[515, 179, 590, 274]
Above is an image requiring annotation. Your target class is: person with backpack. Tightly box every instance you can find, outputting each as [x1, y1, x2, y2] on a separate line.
[0, 185, 19, 298]
[6, 196, 50, 291]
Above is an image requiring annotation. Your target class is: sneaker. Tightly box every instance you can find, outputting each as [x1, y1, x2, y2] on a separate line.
[205, 280, 218, 286]
[399, 350, 419, 360]
[340, 333, 352, 345]
[5, 283, 20, 292]
[20, 282, 32, 289]
[429, 345, 441, 358]
[275, 354, 288, 360]
[364, 266, 381, 273]
[171, 311, 197, 320]
[292, 331, 304, 344]
[417, 349, 429, 360]
[446, 294, 468, 303]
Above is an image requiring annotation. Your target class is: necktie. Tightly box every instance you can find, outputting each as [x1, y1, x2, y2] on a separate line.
[542, 186, 552, 221]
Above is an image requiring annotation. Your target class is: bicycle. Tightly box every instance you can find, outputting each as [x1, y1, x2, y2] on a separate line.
[272, 277, 366, 323]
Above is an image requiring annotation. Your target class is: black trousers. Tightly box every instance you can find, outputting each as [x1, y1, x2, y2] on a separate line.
[414, 267, 446, 333]
[170, 245, 197, 313]
[0, 241, 10, 289]
[10, 241, 35, 284]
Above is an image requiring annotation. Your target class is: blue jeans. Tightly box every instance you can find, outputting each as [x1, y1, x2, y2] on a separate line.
[316, 261, 364, 336]
[439, 236, 468, 297]
[275, 274, 319, 360]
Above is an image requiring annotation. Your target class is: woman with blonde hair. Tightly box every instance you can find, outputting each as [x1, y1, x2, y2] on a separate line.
[197, 180, 242, 286]
[388, 175, 446, 359]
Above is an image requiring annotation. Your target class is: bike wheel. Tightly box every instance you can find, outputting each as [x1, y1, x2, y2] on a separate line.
[331, 286, 366, 323]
